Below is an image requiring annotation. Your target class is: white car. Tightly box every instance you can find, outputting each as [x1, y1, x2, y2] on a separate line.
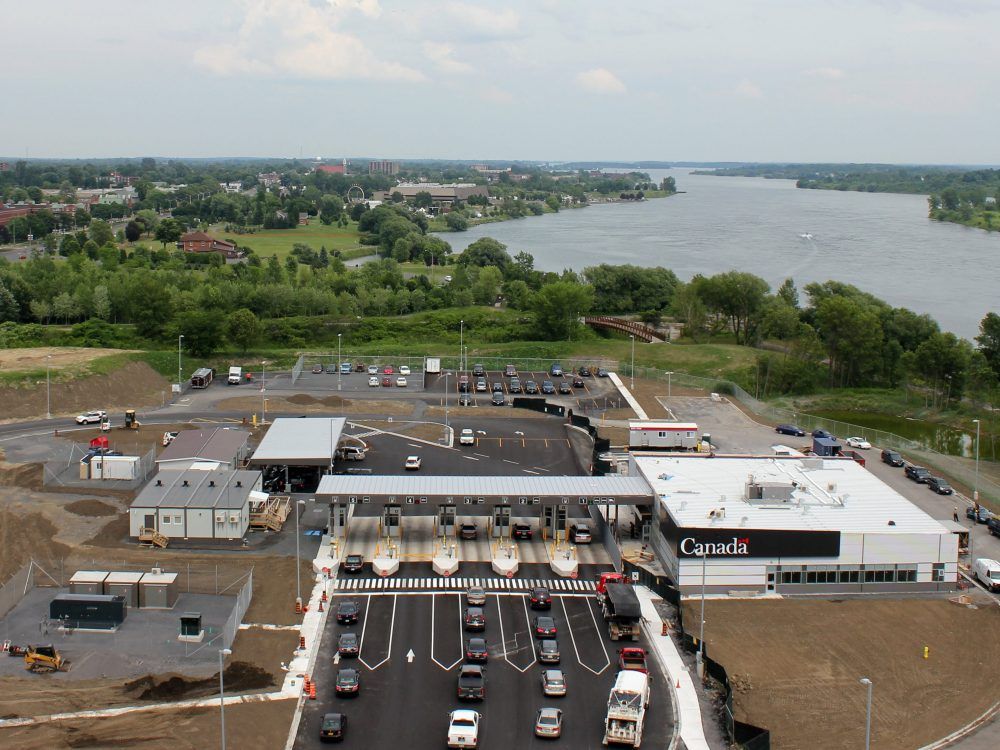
[75, 410, 107, 425]
[399, 365, 411, 376]
[368, 376, 380, 387]
[162, 431, 179, 446]
[404, 455, 421, 471]
[447, 709, 480, 749]
[396, 376, 408, 387]
[459, 428, 475, 446]
[846, 436, 872, 450]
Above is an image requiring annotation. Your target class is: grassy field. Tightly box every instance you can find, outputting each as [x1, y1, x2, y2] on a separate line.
[209, 221, 364, 261]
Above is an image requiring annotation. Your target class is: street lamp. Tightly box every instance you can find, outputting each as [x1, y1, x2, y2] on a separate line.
[177, 334, 184, 390]
[295, 499, 306, 606]
[698, 551, 707, 677]
[460, 319, 464, 371]
[260, 361, 267, 425]
[973, 419, 981, 503]
[337, 333, 342, 392]
[46, 355, 52, 419]
[444, 371, 451, 435]
[630, 335, 636, 389]
[859, 677, 873, 750]
[665, 371, 674, 399]
[219, 647, 233, 750]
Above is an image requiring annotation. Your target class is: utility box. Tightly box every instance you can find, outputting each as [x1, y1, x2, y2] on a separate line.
[178, 612, 204, 642]
[140, 570, 179, 609]
[69, 570, 108, 596]
[50, 593, 127, 630]
[812, 437, 842, 457]
[104, 571, 144, 607]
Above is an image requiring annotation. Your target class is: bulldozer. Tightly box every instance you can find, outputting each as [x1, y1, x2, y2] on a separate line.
[24, 645, 69, 673]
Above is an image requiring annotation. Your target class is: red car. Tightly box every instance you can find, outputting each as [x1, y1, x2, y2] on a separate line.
[381, 376, 392, 387]
[383, 365, 394, 374]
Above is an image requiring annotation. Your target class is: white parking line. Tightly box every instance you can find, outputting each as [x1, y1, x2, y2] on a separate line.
[560, 597, 610, 676]
[358, 594, 396, 671]
[463, 456, 480, 461]
[473, 453, 490, 458]
[523, 470, 539, 475]
[503, 459, 519, 465]
[429, 594, 464, 672]
[498, 595, 538, 673]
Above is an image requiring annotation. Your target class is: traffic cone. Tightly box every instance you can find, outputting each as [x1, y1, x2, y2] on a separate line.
[302, 675, 311, 694]
[295, 598, 303, 614]
[321, 590, 328, 603]
[299, 635, 306, 650]
[676, 677, 681, 689]
[318, 599, 324, 612]
[309, 681, 317, 700]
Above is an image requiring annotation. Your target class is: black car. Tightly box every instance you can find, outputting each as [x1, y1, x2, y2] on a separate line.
[538, 639, 560, 664]
[459, 393, 473, 406]
[541, 380, 555, 394]
[335, 668, 360, 696]
[492, 382, 503, 393]
[512, 523, 533, 540]
[460, 523, 478, 540]
[465, 637, 488, 663]
[967, 506, 991, 524]
[472, 364, 486, 377]
[509, 378, 522, 393]
[987, 517, 1000, 537]
[881, 449, 904, 467]
[775, 424, 806, 437]
[336, 601, 359, 625]
[320, 712, 346, 743]
[578, 366, 592, 377]
[529, 587, 552, 610]
[904, 464, 931, 483]
[597, 368, 609, 377]
[464, 607, 486, 631]
[812, 429, 834, 439]
[491, 392, 505, 406]
[558, 381, 572, 394]
[337, 632, 359, 657]
[927, 476, 953, 495]
[572, 376, 585, 388]
[533, 616, 557, 637]
[524, 380, 539, 394]
[342, 554, 364, 573]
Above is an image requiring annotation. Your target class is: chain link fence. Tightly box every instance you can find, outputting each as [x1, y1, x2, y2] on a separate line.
[182, 568, 253, 658]
[43, 445, 157, 490]
[626, 365, 1000, 506]
[0, 562, 35, 620]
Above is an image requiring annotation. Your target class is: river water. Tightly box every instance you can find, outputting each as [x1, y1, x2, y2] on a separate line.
[437, 168, 1000, 340]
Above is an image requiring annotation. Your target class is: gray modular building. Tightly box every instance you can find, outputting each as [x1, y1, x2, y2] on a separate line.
[69, 570, 108, 595]
[156, 428, 251, 471]
[129, 467, 263, 541]
[104, 571, 144, 607]
[139, 571, 179, 609]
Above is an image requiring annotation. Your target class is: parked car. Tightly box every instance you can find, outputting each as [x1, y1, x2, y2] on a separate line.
[509, 378, 522, 393]
[399, 365, 411, 376]
[342, 554, 364, 573]
[460, 429, 475, 445]
[491, 382, 503, 393]
[404, 455, 422, 471]
[367, 365, 379, 375]
[460, 523, 478, 540]
[549, 363, 563, 377]
[504, 364, 517, 377]
[383, 365, 394, 374]
[459, 393, 473, 406]
[534, 708, 563, 738]
[881, 449, 904, 467]
[987, 517, 1000, 538]
[381, 376, 392, 387]
[846, 436, 872, 450]
[558, 381, 572, 394]
[368, 376, 380, 387]
[597, 368, 609, 377]
[466, 586, 487, 606]
[529, 587, 552, 610]
[812, 429, 834, 439]
[335, 668, 360, 696]
[312, 364, 323, 374]
[570, 524, 592, 544]
[396, 376, 407, 387]
[354, 362, 365, 372]
[464, 607, 486, 631]
[337, 632, 359, 657]
[465, 637, 488, 663]
[775, 424, 806, 437]
[319, 713, 346, 743]
[541, 380, 556, 394]
[513, 523, 533, 540]
[927, 476, 953, 495]
[538, 639, 560, 664]
[904, 464, 931, 483]
[533, 616, 557, 637]
[326, 364, 338, 374]
[967, 506, 992, 524]
[75, 410, 107, 425]
[578, 366, 592, 377]
[472, 364, 486, 377]
[491, 392, 505, 406]
[162, 431, 179, 446]
[336, 601, 359, 625]
[540, 669, 567, 698]
[459, 375, 471, 392]
[972, 558, 1000, 591]
[524, 380, 539, 394]
[339, 362, 352, 374]
[475, 378, 487, 392]
[446, 709, 481, 749]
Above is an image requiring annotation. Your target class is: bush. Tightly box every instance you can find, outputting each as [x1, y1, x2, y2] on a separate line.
[713, 381, 736, 395]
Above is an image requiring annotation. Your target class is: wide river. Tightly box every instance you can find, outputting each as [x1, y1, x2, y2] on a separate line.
[437, 168, 1000, 340]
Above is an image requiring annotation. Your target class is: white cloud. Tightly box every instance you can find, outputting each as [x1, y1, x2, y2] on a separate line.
[423, 42, 474, 74]
[804, 67, 846, 80]
[193, 0, 423, 81]
[575, 68, 626, 94]
[734, 80, 763, 99]
[444, 2, 521, 39]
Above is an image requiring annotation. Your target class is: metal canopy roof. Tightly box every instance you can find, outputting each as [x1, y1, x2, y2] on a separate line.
[316, 474, 654, 506]
[157, 428, 250, 465]
[248, 418, 347, 466]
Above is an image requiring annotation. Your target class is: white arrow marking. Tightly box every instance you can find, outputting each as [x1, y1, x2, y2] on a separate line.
[406, 649, 415, 663]
[333, 653, 341, 664]
[476, 430, 487, 435]
[514, 431, 524, 436]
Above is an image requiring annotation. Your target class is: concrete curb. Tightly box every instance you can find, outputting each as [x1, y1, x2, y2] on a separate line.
[918, 700, 1000, 749]
[608, 373, 648, 420]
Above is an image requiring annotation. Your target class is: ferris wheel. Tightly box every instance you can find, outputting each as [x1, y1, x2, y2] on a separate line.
[346, 184, 366, 203]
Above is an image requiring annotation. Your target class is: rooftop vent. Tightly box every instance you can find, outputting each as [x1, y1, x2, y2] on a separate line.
[236, 481, 242, 488]
[209, 480, 215, 487]
[182, 480, 189, 487]
[746, 479, 794, 503]
[155, 479, 162, 486]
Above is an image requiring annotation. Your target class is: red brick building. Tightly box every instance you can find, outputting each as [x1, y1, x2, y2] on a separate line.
[315, 164, 345, 175]
[180, 231, 243, 259]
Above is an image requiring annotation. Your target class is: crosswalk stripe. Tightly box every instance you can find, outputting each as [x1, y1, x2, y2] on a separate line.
[332, 575, 600, 592]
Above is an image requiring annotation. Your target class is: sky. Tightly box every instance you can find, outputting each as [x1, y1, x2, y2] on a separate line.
[4, 0, 1000, 163]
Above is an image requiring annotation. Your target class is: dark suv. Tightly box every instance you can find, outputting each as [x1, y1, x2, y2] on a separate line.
[472, 364, 486, 377]
[926, 476, 953, 495]
[904, 464, 931, 483]
[881, 449, 904, 467]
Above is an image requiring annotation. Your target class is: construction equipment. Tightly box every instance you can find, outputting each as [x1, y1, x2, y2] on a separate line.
[24, 645, 69, 673]
[138, 527, 169, 548]
[123, 409, 139, 430]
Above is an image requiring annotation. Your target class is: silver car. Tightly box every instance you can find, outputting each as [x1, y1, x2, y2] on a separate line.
[466, 586, 486, 606]
[541, 669, 567, 697]
[534, 707, 563, 738]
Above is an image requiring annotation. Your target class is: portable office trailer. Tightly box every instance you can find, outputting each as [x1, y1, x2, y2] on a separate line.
[88, 455, 141, 480]
[50, 593, 127, 629]
[69, 570, 108, 595]
[190, 368, 214, 389]
[104, 571, 144, 607]
[628, 421, 700, 450]
[140, 571, 179, 609]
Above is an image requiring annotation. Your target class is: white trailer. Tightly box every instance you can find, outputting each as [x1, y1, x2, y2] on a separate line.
[425, 357, 441, 374]
[603, 669, 649, 747]
[88, 455, 140, 480]
[628, 420, 700, 451]
[227, 366, 242, 385]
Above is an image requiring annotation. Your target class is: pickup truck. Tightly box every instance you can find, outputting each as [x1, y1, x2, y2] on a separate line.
[456, 665, 485, 700]
[618, 647, 649, 673]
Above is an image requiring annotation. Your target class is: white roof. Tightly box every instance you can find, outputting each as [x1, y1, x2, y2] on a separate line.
[633, 454, 951, 535]
[105, 571, 144, 584]
[69, 570, 108, 584]
[249, 418, 346, 465]
[141, 572, 178, 585]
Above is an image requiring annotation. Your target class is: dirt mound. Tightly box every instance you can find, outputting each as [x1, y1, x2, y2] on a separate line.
[0, 460, 42, 490]
[123, 662, 274, 701]
[285, 394, 318, 405]
[320, 395, 347, 407]
[0, 509, 71, 580]
[65, 500, 117, 517]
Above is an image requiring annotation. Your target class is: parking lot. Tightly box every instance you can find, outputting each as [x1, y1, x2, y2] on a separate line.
[294, 588, 672, 749]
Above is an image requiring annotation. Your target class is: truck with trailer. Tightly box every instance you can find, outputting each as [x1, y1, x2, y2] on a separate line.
[603, 669, 650, 747]
[597, 576, 642, 641]
[628, 421, 700, 451]
[227, 366, 242, 385]
[190, 368, 213, 388]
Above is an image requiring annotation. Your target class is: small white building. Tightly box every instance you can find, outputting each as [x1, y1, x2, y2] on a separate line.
[129, 466, 262, 541]
[631, 453, 958, 594]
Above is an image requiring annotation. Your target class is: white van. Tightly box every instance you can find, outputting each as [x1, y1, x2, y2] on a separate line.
[973, 558, 1000, 591]
[336, 446, 367, 462]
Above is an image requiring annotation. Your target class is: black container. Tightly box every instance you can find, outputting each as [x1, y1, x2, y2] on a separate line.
[50, 593, 127, 629]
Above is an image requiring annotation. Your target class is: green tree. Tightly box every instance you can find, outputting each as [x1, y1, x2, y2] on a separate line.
[52, 291, 81, 323]
[93, 285, 111, 321]
[226, 308, 260, 353]
[0, 281, 20, 323]
[89, 219, 115, 247]
[545, 194, 561, 212]
[814, 296, 884, 386]
[976, 311, 1000, 378]
[171, 310, 223, 357]
[777, 278, 799, 308]
[29, 299, 52, 323]
[445, 212, 468, 231]
[472, 266, 504, 305]
[154, 218, 184, 248]
[413, 191, 433, 209]
[319, 195, 344, 225]
[696, 271, 770, 345]
[458, 237, 511, 272]
[669, 282, 708, 340]
[532, 282, 594, 340]
[124, 221, 141, 243]
[914, 332, 973, 405]
[502, 279, 533, 310]
[131, 276, 175, 338]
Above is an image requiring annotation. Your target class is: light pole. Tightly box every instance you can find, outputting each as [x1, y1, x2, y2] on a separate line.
[219, 647, 232, 750]
[444, 372, 451, 434]
[337, 333, 342, 391]
[260, 361, 267, 425]
[295, 499, 306, 606]
[973, 419, 981, 503]
[665, 371, 674, 399]
[46, 355, 52, 419]
[630, 335, 636, 389]
[697, 550, 707, 678]
[177, 334, 184, 389]
[460, 319, 464, 371]
[859, 677, 873, 750]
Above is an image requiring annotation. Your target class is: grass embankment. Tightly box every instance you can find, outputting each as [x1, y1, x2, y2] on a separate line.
[207, 221, 365, 261]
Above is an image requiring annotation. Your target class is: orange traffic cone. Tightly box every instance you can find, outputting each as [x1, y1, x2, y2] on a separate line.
[299, 635, 306, 650]
[321, 590, 328, 603]
[309, 681, 317, 700]
[676, 677, 681, 689]
[302, 675, 311, 694]
[318, 599, 324, 612]
[295, 598, 303, 614]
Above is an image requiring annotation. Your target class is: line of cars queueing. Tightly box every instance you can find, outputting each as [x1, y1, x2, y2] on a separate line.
[459, 362, 609, 406]
[311, 361, 415, 388]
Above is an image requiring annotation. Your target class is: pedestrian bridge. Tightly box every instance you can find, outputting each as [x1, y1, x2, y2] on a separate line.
[583, 316, 663, 342]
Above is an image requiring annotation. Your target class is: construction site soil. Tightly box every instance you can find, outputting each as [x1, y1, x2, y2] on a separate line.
[218, 393, 413, 415]
[64, 499, 117, 517]
[682, 597, 1000, 749]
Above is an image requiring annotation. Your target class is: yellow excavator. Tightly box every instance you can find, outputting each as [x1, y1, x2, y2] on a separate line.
[24, 645, 69, 673]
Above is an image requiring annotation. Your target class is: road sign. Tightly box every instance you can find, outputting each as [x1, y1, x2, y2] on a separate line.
[631, 572, 639, 583]
[506, 570, 514, 579]
[570, 571, 578, 580]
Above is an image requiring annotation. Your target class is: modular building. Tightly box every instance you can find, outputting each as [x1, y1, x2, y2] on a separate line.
[632, 453, 958, 594]
[69, 570, 108, 595]
[50, 593, 127, 630]
[129, 466, 262, 541]
[104, 571, 144, 607]
[155, 428, 251, 472]
[628, 421, 701, 451]
[81, 455, 140, 480]
[139, 571, 179, 609]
